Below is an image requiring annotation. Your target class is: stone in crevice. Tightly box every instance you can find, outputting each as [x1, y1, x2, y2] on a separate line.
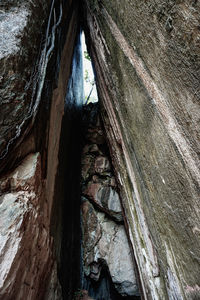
[81, 199, 139, 297]
[83, 182, 123, 222]
[81, 105, 139, 298]
[81, 127, 123, 222]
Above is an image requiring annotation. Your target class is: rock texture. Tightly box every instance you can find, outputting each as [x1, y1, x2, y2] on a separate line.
[0, 0, 49, 162]
[0, 0, 81, 298]
[81, 106, 139, 297]
[74, 289, 94, 300]
[81, 199, 139, 297]
[0, 153, 54, 299]
[83, 1, 200, 299]
[1, 0, 199, 299]
[82, 160, 123, 222]
[81, 112, 123, 222]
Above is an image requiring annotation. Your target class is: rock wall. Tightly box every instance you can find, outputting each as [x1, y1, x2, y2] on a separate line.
[0, 0, 81, 299]
[83, 1, 200, 299]
[1, 0, 200, 299]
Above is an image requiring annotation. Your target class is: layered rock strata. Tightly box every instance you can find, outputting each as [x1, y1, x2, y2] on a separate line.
[81, 106, 139, 298]
[83, 1, 200, 299]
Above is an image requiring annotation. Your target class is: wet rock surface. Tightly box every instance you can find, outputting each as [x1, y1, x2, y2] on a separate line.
[0, 1, 81, 299]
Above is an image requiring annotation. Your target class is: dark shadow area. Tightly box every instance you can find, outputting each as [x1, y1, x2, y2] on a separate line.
[83, 264, 140, 300]
[50, 29, 84, 299]
[59, 107, 83, 299]
[59, 30, 84, 299]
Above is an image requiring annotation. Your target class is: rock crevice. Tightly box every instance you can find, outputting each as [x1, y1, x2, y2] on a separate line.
[0, 0, 200, 299]
[80, 105, 139, 299]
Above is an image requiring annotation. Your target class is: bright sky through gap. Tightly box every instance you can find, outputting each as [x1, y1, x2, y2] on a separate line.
[81, 32, 98, 104]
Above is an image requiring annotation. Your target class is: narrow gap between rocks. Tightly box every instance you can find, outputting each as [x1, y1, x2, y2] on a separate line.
[52, 28, 141, 300]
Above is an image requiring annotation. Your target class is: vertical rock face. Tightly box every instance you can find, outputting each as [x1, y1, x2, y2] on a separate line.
[80, 105, 139, 298]
[0, 0, 81, 298]
[83, 1, 200, 299]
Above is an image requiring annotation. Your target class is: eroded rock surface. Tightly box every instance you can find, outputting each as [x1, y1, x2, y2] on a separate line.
[0, 1, 81, 299]
[1, 0, 199, 299]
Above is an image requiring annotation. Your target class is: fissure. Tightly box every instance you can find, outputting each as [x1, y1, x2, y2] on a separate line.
[0, 0, 199, 300]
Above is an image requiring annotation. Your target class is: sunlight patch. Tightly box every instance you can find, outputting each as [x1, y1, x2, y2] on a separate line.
[81, 32, 98, 104]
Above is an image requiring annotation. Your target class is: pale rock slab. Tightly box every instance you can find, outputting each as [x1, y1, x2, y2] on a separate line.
[81, 199, 139, 297]
[0, 153, 54, 299]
